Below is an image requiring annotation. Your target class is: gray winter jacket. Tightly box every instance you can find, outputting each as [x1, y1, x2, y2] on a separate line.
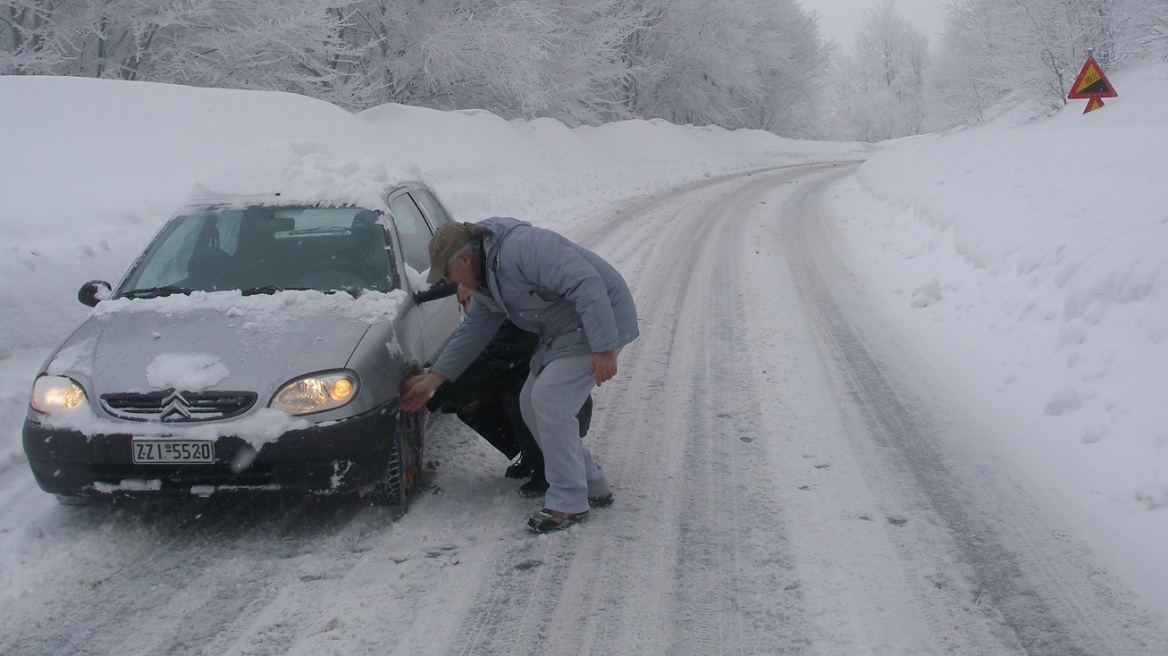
[429, 217, 639, 381]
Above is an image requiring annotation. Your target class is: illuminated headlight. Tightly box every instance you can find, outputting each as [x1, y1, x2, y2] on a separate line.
[271, 371, 358, 415]
[30, 376, 88, 415]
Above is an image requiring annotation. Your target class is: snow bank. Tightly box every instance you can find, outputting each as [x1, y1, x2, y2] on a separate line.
[837, 63, 1168, 605]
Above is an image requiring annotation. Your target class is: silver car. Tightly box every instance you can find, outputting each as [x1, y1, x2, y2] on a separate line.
[22, 180, 460, 511]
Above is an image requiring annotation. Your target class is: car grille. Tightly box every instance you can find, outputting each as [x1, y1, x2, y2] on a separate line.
[100, 389, 257, 422]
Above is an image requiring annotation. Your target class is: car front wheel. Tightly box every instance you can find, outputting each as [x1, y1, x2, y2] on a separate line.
[367, 407, 425, 513]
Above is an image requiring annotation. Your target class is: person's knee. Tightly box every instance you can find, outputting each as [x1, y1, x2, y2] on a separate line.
[528, 387, 565, 420]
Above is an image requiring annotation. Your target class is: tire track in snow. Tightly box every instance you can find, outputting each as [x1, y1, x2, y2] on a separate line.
[3, 496, 380, 656]
[660, 169, 812, 654]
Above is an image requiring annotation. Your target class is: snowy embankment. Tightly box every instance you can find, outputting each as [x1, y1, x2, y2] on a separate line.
[835, 63, 1168, 611]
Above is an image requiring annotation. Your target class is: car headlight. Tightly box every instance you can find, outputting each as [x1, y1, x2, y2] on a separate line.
[270, 371, 358, 415]
[30, 376, 88, 415]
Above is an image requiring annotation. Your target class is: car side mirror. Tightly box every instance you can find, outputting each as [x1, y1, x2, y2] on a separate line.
[78, 280, 112, 307]
[413, 281, 457, 305]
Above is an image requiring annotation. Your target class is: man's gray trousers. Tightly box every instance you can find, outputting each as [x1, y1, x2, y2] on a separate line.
[519, 353, 609, 514]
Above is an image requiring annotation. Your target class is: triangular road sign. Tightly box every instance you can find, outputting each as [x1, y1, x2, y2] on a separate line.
[1083, 96, 1106, 113]
[1068, 55, 1118, 99]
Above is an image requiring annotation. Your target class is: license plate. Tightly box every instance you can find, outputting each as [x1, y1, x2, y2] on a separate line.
[132, 439, 215, 464]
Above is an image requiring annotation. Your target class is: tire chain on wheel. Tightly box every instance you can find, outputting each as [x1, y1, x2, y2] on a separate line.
[368, 404, 425, 513]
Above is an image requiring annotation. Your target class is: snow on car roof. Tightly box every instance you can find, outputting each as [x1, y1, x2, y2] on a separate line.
[179, 141, 426, 213]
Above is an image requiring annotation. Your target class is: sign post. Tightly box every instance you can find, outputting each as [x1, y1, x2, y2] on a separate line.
[1067, 54, 1118, 113]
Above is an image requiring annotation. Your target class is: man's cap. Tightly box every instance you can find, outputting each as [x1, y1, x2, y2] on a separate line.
[426, 222, 489, 284]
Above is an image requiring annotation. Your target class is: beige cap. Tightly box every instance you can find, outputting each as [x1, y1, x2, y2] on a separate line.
[426, 222, 488, 284]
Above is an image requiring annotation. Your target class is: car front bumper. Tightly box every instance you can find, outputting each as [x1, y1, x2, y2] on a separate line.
[22, 400, 400, 499]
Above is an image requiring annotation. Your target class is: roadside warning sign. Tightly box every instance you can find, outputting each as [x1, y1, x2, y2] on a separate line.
[1083, 96, 1106, 113]
[1068, 54, 1117, 113]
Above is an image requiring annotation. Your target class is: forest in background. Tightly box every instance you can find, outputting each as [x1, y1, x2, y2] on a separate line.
[3, 0, 1167, 141]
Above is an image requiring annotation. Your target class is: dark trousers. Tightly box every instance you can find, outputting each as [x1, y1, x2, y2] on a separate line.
[427, 324, 594, 484]
[428, 356, 534, 459]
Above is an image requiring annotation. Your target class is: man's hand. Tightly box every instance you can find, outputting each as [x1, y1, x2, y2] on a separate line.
[401, 372, 447, 413]
[589, 350, 618, 386]
[456, 284, 472, 314]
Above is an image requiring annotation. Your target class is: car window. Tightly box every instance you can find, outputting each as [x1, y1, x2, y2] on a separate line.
[119, 207, 398, 294]
[388, 194, 434, 274]
[411, 188, 452, 230]
[123, 214, 210, 290]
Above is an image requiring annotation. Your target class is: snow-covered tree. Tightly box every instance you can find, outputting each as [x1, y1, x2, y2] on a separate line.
[925, 0, 1138, 130]
[826, 1, 929, 142]
[925, 0, 1011, 129]
[617, 0, 826, 135]
[2, 0, 829, 134]
[735, 0, 829, 137]
[535, 0, 650, 125]
[336, 1, 556, 114]
[0, 0, 360, 103]
[331, 0, 651, 123]
[149, 1, 360, 103]
[1121, 0, 1168, 61]
[0, 0, 164, 77]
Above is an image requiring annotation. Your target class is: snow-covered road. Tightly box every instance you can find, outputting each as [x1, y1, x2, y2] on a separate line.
[3, 164, 1164, 655]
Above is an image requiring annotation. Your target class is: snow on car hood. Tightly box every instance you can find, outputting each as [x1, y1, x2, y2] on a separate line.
[51, 289, 407, 399]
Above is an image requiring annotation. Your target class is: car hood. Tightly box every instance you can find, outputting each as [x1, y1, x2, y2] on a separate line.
[46, 292, 388, 399]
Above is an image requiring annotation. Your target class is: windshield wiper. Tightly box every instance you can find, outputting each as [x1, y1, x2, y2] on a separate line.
[335, 287, 365, 298]
[119, 285, 193, 299]
[241, 285, 313, 296]
[287, 227, 348, 236]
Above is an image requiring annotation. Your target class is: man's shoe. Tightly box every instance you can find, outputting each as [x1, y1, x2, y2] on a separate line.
[505, 456, 532, 479]
[518, 478, 549, 499]
[527, 508, 589, 533]
[587, 491, 614, 508]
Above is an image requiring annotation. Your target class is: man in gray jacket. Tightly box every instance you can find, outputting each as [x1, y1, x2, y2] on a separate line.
[401, 217, 639, 533]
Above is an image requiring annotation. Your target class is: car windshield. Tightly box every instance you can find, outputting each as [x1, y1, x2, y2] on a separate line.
[118, 206, 399, 296]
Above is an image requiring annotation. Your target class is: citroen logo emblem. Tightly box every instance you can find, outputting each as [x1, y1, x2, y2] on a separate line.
[159, 390, 193, 422]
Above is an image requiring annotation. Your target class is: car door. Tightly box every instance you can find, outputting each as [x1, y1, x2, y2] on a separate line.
[407, 185, 462, 349]
[410, 186, 452, 231]
[386, 190, 460, 365]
